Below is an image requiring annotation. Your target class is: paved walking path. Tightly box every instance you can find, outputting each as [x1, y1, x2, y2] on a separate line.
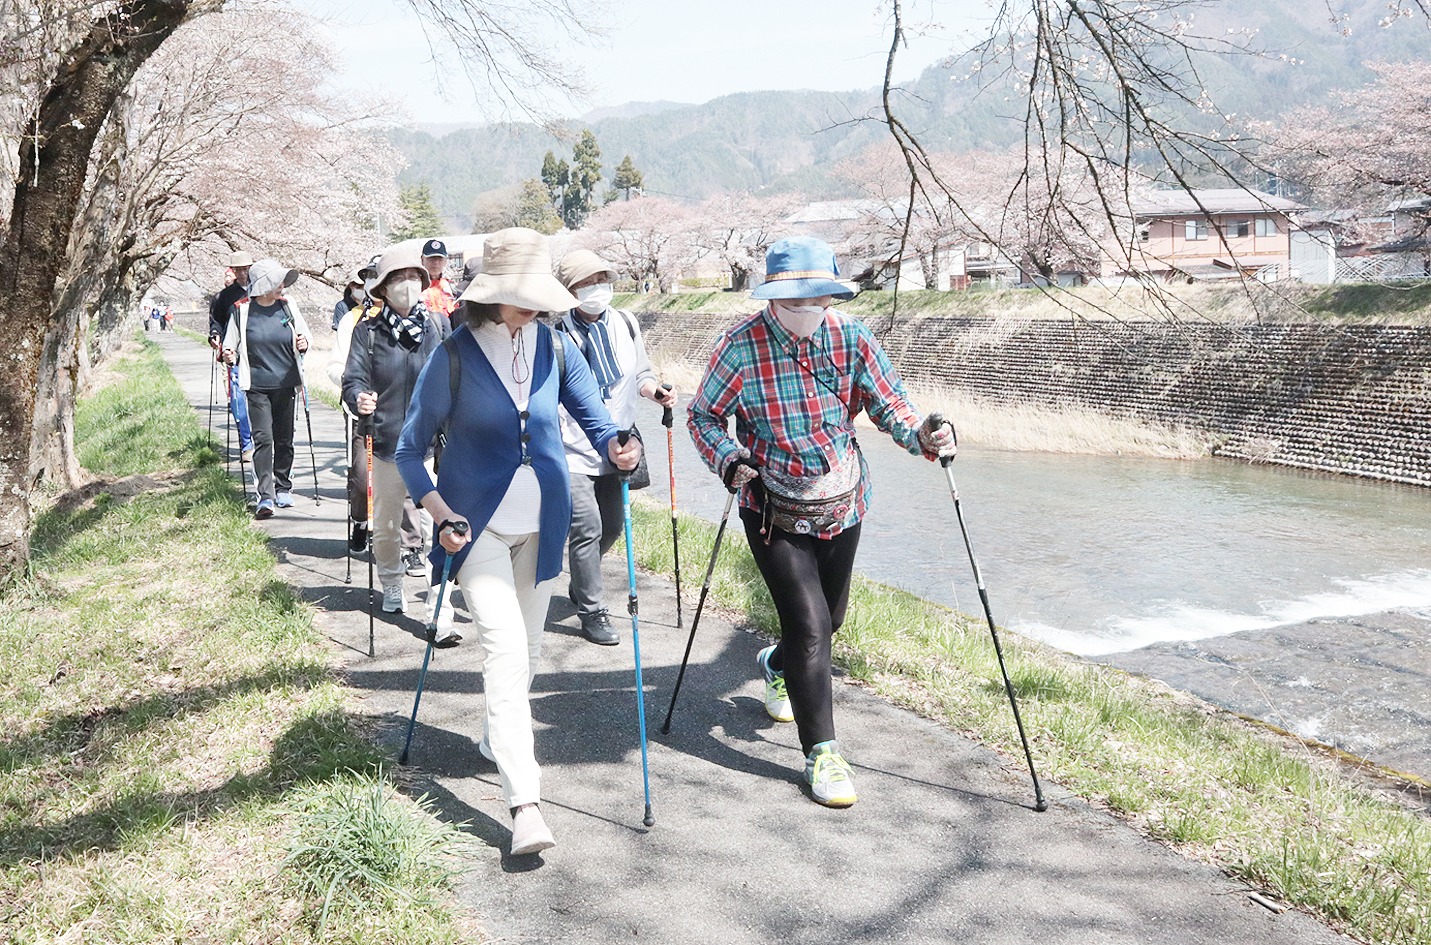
[158, 333, 1350, 945]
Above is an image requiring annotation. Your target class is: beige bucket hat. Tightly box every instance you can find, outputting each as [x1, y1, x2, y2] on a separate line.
[246, 258, 300, 298]
[228, 250, 255, 268]
[555, 249, 619, 290]
[459, 227, 579, 313]
[370, 244, 430, 300]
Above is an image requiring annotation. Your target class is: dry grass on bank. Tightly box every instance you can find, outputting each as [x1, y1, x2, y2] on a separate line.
[650, 355, 1214, 460]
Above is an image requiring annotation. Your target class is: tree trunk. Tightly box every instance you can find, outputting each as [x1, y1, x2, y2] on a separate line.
[729, 263, 749, 292]
[31, 305, 87, 491]
[0, 0, 197, 580]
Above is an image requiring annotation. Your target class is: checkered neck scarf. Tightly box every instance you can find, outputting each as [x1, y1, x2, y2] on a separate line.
[381, 300, 429, 347]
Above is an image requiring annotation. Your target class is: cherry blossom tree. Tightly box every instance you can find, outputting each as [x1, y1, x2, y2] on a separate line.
[694, 192, 802, 291]
[581, 196, 703, 292]
[1265, 60, 1431, 241]
[30, 7, 405, 488]
[0, 0, 604, 579]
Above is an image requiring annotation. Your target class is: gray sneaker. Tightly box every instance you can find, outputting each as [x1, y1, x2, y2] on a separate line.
[580, 609, 619, 646]
[804, 740, 857, 808]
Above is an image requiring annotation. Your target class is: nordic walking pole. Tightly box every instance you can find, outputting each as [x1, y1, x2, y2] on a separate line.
[344, 413, 353, 586]
[661, 383, 683, 629]
[398, 522, 469, 766]
[297, 355, 321, 504]
[207, 354, 217, 441]
[927, 413, 1047, 812]
[226, 363, 253, 507]
[224, 361, 233, 478]
[660, 489, 736, 735]
[366, 414, 376, 658]
[617, 430, 655, 827]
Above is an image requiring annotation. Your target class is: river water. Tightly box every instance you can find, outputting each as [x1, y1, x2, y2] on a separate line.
[643, 423, 1431, 658]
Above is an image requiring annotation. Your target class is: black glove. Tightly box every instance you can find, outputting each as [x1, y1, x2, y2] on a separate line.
[722, 456, 761, 493]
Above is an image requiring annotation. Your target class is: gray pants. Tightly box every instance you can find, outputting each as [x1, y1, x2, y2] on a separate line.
[567, 472, 625, 617]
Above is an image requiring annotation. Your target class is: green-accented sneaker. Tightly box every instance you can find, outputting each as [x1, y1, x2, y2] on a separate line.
[804, 741, 857, 808]
[757, 645, 794, 722]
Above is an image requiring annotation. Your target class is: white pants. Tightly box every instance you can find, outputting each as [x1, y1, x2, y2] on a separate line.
[456, 527, 556, 808]
[372, 456, 431, 590]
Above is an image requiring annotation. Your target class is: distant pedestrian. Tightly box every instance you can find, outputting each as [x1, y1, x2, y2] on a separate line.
[687, 236, 956, 808]
[211, 251, 255, 461]
[396, 226, 641, 856]
[420, 239, 456, 321]
[553, 249, 677, 645]
[332, 274, 365, 330]
[162, 306, 174, 331]
[221, 258, 311, 519]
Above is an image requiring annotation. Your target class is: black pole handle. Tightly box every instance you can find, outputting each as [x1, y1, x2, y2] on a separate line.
[616, 429, 633, 480]
[923, 411, 958, 467]
[660, 382, 674, 428]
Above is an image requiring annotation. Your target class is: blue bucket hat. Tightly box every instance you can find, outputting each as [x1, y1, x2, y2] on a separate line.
[750, 236, 856, 301]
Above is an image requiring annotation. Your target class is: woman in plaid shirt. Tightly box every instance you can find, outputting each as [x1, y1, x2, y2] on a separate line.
[688, 236, 956, 808]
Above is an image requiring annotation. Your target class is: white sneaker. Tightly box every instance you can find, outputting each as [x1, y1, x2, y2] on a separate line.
[510, 804, 555, 856]
[757, 645, 794, 723]
[381, 585, 405, 613]
[805, 740, 857, 808]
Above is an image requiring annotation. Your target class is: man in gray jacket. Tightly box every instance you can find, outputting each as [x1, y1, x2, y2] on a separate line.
[555, 250, 677, 645]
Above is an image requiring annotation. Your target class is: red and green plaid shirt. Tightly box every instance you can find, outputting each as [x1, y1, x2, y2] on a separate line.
[687, 305, 928, 536]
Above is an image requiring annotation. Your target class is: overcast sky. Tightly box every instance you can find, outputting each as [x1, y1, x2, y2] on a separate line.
[305, 0, 993, 125]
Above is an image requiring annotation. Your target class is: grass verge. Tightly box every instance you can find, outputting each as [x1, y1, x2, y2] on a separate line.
[1, 338, 475, 943]
[625, 497, 1430, 945]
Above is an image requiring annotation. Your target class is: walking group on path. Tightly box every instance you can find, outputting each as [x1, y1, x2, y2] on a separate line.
[204, 228, 962, 855]
[173, 232, 1358, 944]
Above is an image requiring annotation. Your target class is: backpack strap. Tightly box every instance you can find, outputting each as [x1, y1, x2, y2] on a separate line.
[616, 308, 638, 341]
[441, 334, 461, 444]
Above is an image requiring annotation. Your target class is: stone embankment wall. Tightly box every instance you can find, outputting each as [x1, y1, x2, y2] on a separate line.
[637, 312, 1431, 487]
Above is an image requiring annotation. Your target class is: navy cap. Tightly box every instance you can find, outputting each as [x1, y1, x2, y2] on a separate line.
[421, 238, 448, 258]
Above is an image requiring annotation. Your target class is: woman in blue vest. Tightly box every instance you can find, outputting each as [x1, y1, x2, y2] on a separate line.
[396, 227, 641, 857]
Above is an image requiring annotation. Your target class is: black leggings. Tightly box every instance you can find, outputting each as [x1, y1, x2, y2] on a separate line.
[741, 508, 862, 754]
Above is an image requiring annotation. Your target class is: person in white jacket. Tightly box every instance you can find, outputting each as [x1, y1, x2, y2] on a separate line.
[554, 250, 677, 644]
[221, 258, 310, 519]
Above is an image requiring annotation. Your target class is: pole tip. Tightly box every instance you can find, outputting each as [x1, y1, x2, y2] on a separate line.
[1035, 799, 1049, 812]
[643, 808, 655, 827]
[398, 751, 410, 766]
[659, 721, 672, 735]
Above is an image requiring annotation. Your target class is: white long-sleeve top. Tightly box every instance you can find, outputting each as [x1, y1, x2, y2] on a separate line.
[556, 308, 658, 476]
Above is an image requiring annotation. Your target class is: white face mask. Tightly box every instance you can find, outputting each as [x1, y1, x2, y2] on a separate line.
[575, 283, 614, 316]
[383, 275, 422, 314]
[773, 301, 828, 339]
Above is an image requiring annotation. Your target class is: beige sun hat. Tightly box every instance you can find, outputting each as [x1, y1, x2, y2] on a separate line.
[369, 244, 431, 300]
[459, 227, 579, 312]
[228, 250, 255, 268]
[555, 249, 619, 290]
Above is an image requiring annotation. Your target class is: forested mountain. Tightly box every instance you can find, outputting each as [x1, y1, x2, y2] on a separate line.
[395, 0, 1430, 229]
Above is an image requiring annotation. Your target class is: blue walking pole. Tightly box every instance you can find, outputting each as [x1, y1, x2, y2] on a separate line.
[617, 430, 656, 827]
[398, 522, 469, 766]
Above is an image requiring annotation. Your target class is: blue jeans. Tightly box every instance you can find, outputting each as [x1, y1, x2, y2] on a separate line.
[227, 365, 253, 453]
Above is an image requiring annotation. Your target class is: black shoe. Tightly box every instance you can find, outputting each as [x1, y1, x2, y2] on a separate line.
[580, 609, 620, 646]
[404, 549, 426, 576]
[349, 522, 368, 553]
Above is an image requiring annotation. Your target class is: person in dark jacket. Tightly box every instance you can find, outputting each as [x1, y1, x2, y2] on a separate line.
[342, 245, 451, 631]
[210, 251, 255, 461]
